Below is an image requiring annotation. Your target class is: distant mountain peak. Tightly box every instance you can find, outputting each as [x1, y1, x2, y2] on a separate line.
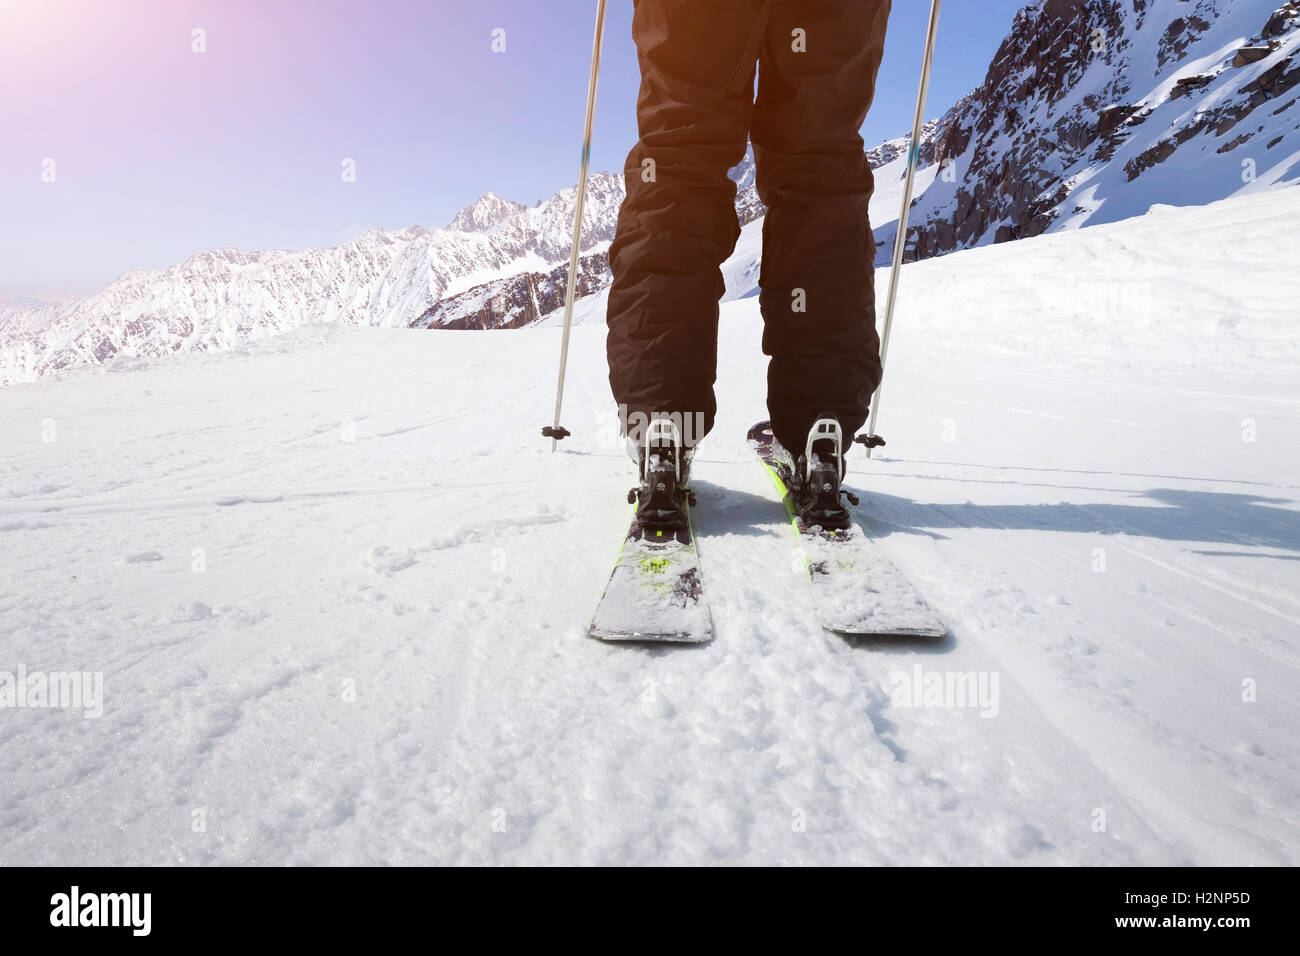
[447, 192, 526, 233]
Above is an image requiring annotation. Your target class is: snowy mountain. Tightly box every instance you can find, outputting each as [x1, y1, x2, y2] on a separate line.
[3, 0, 1297, 384]
[445, 191, 527, 233]
[880, 0, 1300, 259]
[3, 187, 1296, 864]
[0, 174, 625, 385]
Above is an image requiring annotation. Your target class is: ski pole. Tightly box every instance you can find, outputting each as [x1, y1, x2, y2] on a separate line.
[544, 0, 609, 452]
[863, 0, 943, 459]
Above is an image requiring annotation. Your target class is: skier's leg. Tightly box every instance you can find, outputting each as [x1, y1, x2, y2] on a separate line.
[607, 0, 769, 451]
[753, 0, 891, 454]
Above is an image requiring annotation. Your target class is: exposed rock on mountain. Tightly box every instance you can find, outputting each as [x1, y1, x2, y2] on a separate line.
[413, 251, 611, 331]
[878, 0, 1300, 263]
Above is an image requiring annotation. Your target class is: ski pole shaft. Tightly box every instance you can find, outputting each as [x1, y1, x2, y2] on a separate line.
[865, 0, 942, 458]
[548, 0, 609, 453]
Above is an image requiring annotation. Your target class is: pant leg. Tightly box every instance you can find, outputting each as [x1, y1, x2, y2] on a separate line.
[753, 0, 891, 453]
[606, 0, 770, 448]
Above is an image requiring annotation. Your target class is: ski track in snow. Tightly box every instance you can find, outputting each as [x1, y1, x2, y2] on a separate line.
[0, 189, 1297, 864]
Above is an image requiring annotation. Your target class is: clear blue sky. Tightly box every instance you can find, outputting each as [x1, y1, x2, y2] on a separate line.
[0, 0, 1026, 300]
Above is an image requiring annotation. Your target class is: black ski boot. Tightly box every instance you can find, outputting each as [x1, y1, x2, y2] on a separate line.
[782, 413, 859, 533]
[628, 418, 695, 531]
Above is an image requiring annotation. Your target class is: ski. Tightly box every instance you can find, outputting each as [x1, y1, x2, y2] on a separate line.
[747, 421, 946, 638]
[589, 503, 712, 643]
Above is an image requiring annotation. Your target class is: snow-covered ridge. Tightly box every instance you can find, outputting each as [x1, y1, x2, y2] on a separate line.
[0, 172, 627, 386]
[882, 0, 1300, 260]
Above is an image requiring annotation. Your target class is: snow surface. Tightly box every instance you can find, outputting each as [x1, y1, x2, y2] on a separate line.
[1, 187, 1298, 865]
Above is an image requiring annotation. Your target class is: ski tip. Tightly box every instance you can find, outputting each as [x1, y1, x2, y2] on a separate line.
[588, 626, 713, 646]
[825, 623, 948, 640]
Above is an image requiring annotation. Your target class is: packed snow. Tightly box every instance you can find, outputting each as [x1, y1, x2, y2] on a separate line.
[1, 187, 1297, 865]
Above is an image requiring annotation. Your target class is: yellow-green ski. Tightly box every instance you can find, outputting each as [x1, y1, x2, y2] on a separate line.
[748, 421, 946, 638]
[589, 500, 712, 644]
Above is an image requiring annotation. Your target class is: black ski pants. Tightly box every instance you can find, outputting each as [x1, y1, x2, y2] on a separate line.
[607, 0, 891, 453]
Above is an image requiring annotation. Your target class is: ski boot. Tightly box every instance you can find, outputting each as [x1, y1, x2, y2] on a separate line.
[774, 412, 859, 533]
[627, 418, 696, 531]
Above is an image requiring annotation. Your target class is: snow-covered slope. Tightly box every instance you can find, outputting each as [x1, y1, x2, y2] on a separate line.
[2, 187, 1296, 865]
